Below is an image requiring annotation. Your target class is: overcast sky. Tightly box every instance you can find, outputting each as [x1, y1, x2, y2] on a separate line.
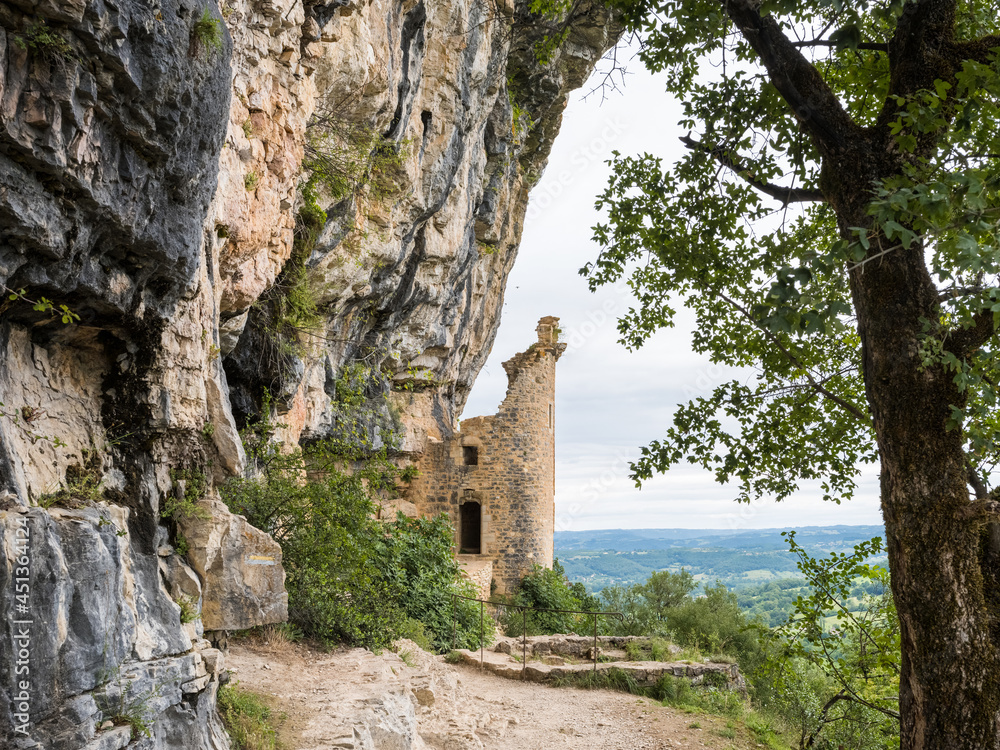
[463, 47, 882, 530]
[462, 48, 884, 533]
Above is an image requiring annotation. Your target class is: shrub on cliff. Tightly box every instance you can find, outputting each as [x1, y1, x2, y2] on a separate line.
[221, 417, 488, 652]
[222, 453, 404, 649]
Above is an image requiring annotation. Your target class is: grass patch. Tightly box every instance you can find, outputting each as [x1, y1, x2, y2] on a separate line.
[218, 683, 283, 750]
[625, 636, 679, 662]
[444, 650, 463, 664]
[232, 623, 303, 654]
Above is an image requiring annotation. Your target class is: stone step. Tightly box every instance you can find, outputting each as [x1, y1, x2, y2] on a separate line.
[452, 648, 745, 690]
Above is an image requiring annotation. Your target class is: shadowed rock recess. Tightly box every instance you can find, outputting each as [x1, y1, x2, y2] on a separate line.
[0, 0, 618, 747]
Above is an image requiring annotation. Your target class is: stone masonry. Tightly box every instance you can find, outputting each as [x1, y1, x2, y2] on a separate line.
[408, 317, 565, 594]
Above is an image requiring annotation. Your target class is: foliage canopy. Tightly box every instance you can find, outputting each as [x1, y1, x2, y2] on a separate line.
[584, 0, 1000, 501]
[583, 0, 1000, 745]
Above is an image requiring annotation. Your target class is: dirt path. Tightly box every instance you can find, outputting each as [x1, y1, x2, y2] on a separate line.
[439, 663, 738, 750]
[227, 637, 760, 750]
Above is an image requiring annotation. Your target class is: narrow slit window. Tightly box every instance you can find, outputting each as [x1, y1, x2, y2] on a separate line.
[548, 403, 554, 429]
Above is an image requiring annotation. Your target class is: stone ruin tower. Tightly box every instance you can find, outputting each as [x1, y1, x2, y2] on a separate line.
[408, 317, 566, 595]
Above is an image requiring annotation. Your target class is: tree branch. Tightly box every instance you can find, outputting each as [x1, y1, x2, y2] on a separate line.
[957, 498, 1000, 520]
[718, 293, 871, 424]
[679, 135, 826, 205]
[944, 309, 998, 357]
[967, 460, 988, 500]
[816, 635, 901, 720]
[720, 0, 862, 155]
[937, 286, 995, 302]
[950, 34, 1000, 66]
[803, 691, 852, 749]
[792, 39, 889, 52]
[883, 0, 958, 105]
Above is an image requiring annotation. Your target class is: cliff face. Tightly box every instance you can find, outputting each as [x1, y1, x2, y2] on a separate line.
[0, 0, 617, 746]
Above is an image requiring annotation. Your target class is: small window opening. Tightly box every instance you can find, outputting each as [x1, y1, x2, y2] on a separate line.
[459, 501, 482, 554]
[463, 446, 479, 465]
[548, 403, 554, 429]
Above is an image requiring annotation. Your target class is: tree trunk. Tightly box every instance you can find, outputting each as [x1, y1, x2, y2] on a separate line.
[710, 2, 1000, 744]
[841, 176, 1000, 748]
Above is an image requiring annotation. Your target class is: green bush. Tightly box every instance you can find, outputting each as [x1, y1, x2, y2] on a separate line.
[221, 414, 490, 653]
[381, 513, 488, 651]
[599, 569, 697, 636]
[668, 582, 758, 659]
[500, 560, 602, 636]
[396, 618, 433, 652]
[222, 463, 404, 650]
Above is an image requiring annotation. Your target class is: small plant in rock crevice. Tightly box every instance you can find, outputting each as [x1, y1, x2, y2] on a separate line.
[15, 20, 75, 62]
[191, 7, 223, 58]
[95, 666, 162, 741]
[177, 595, 201, 624]
[35, 453, 105, 509]
[163, 468, 211, 521]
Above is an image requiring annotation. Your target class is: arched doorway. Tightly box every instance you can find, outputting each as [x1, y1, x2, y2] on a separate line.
[459, 501, 481, 554]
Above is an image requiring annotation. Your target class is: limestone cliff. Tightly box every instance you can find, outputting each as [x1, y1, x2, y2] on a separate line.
[0, 0, 618, 746]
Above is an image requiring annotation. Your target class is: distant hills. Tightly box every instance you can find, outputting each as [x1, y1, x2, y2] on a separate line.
[554, 525, 887, 593]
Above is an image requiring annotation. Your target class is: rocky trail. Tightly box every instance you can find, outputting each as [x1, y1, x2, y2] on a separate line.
[228, 638, 764, 750]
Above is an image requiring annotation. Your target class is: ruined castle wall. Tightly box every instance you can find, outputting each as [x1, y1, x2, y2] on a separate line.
[408, 318, 563, 593]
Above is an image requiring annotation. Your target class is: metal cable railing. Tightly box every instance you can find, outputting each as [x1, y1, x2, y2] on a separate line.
[451, 592, 625, 678]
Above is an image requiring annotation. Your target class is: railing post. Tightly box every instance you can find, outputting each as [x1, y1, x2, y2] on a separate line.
[444, 592, 623, 683]
[593, 612, 598, 674]
[522, 608, 527, 681]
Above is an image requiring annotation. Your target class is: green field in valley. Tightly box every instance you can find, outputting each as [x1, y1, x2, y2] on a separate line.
[555, 525, 889, 626]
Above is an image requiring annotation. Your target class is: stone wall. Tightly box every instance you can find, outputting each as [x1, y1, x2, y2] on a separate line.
[408, 317, 565, 593]
[457, 555, 493, 602]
